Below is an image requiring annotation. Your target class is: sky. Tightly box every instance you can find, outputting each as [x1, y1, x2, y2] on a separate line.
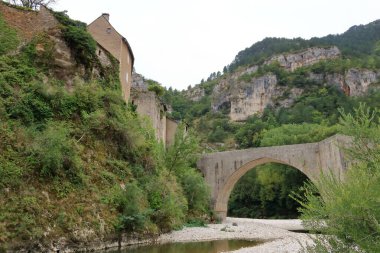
[53, 0, 380, 90]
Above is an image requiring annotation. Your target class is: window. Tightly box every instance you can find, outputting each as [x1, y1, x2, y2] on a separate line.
[106, 28, 112, 34]
[126, 72, 129, 83]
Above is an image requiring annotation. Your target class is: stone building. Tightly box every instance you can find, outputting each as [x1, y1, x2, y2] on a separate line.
[88, 14, 134, 102]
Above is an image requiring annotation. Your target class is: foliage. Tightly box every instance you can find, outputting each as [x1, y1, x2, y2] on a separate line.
[28, 121, 82, 181]
[0, 14, 19, 56]
[0, 23, 211, 250]
[110, 182, 149, 233]
[260, 123, 340, 147]
[147, 82, 165, 97]
[53, 11, 97, 69]
[229, 163, 308, 218]
[165, 124, 210, 217]
[294, 104, 380, 252]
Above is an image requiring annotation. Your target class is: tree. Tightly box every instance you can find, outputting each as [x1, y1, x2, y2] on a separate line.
[6, 0, 57, 9]
[294, 104, 380, 252]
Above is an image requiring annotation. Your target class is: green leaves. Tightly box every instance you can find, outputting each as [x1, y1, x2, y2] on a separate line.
[53, 11, 97, 68]
[0, 14, 19, 56]
[295, 104, 380, 252]
[29, 122, 82, 180]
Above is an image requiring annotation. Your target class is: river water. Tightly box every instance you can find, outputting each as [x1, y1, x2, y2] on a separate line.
[108, 239, 263, 253]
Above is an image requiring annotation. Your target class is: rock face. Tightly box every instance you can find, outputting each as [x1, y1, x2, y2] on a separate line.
[230, 74, 279, 121]
[265, 46, 341, 71]
[131, 72, 148, 90]
[209, 46, 379, 121]
[308, 68, 380, 96]
[183, 86, 205, 102]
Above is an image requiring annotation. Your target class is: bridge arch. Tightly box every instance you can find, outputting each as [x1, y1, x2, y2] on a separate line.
[214, 157, 312, 220]
[197, 134, 351, 221]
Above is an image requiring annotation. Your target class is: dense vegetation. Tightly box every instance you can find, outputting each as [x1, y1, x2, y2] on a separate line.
[294, 104, 380, 252]
[0, 12, 210, 251]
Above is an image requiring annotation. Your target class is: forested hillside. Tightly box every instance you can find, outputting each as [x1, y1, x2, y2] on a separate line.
[0, 7, 209, 252]
[162, 19, 380, 219]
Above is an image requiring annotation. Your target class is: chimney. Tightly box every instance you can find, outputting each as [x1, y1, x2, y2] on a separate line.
[102, 13, 110, 21]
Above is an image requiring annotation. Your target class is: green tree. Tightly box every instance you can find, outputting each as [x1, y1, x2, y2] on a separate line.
[294, 104, 380, 252]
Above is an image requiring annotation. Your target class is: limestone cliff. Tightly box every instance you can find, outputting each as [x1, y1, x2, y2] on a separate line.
[264, 46, 341, 71]
[309, 69, 380, 96]
[183, 86, 205, 102]
[208, 47, 379, 121]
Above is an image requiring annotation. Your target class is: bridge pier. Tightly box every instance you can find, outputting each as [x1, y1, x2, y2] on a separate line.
[214, 210, 227, 222]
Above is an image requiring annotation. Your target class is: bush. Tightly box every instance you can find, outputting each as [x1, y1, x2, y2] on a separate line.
[0, 14, 19, 56]
[0, 159, 22, 189]
[294, 104, 380, 252]
[179, 169, 210, 215]
[29, 122, 82, 181]
[110, 182, 149, 233]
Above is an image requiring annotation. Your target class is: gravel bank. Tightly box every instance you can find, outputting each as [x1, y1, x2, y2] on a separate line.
[157, 217, 314, 253]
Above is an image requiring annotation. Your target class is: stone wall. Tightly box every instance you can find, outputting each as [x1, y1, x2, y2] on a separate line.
[131, 89, 167, 143]
[166, 118, 178, 146]
[0, 3, 59, 41]
[131, 72, 179, 146]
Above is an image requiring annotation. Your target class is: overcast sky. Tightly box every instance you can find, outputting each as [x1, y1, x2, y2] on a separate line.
[53, 0, 380, 90]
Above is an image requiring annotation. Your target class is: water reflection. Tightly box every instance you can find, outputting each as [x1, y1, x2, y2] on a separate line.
[110, 239, 262, 253]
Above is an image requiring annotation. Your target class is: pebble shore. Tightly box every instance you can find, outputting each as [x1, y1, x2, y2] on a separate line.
[157, 217, 314, 253]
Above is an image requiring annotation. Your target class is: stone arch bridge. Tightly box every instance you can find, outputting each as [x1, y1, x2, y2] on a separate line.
[197, 134, 351, 220]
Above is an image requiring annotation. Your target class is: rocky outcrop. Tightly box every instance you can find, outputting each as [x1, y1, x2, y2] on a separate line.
[309, 68, 380, 96]
[265, 46, 341, 71]
[131, 72, 148, 90]
[211, 64, 378, 121]
[183, 86, 205, 102]
[229, 74, 279, 121]
[212, 70, 285, 121]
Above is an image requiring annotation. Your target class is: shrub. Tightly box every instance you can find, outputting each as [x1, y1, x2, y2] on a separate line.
[294, 104, 380, 252]
[0, 14, 19, 56]
[0, 159, 22, 189]
[110, 182, 149, 233]
[29, 122, 82, 181]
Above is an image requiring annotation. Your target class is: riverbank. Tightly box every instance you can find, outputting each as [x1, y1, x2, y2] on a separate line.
[155, 217, 314, 253]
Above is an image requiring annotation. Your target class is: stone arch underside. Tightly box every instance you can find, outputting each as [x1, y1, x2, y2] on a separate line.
[197, 134, 351, 220]
[214, 157, 310, 218]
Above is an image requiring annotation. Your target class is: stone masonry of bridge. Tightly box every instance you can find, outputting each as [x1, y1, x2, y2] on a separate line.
[197, 134, 352, 220]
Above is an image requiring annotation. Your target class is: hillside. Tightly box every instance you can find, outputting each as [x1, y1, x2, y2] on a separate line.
[0, 3, 209, 252]
[164, 19, 380, 149]
[161, 19, 380, 220]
